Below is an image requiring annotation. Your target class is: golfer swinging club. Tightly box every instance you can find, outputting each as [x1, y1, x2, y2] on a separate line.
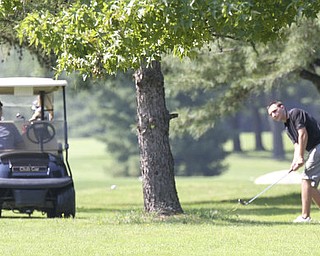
[267, 101, 320, 223]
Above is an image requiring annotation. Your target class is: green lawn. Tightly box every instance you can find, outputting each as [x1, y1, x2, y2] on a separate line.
[0, 135, 318, 256]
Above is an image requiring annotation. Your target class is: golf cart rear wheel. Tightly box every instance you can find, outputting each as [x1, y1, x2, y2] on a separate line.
[47, 209, 56, 218]
[47, 186, 75, 218]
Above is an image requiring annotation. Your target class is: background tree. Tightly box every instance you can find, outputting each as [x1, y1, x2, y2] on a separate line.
[162, 18, 320, 159]
[230, 113, 243, 153]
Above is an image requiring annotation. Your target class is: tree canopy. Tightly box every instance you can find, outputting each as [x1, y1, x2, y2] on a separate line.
[11, 0, 320, 77]
[161, 16, 320, 137]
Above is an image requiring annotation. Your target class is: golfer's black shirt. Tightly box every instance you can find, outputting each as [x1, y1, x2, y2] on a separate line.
[285, 108, 320, 152]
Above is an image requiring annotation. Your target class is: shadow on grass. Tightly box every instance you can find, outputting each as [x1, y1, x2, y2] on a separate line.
[0, 215, 45, 219]
[183, 192, 301, 207]
[73, 192, 311, 226]
[77, 203, 142, 213]
[174, 192, 303, 225]
[232, 192, 301, 206]
[230, 150, 293, 160]
[228, 151, 276, 160]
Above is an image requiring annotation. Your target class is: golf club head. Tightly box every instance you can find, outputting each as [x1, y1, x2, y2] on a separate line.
[238, 199, 249, 205]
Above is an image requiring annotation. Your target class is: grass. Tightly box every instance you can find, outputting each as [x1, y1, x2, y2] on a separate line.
[0, 134, 319, 256]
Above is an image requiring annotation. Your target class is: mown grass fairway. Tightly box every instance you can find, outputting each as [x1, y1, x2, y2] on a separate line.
[0, 135, 319, 256]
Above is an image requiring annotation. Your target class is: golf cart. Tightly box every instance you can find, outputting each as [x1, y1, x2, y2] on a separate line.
[0, 77, 75, 218]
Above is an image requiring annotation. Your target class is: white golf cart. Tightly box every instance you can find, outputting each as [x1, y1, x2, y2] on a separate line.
[0, 77, 75, 218]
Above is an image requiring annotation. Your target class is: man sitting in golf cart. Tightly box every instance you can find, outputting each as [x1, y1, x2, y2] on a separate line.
[0, 101, 25, 150]
[29, 93, 54, 121]
[22, 93, 58, 152]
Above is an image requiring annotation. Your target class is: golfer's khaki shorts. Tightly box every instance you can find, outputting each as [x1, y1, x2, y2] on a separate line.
[304, 144, 320, 187]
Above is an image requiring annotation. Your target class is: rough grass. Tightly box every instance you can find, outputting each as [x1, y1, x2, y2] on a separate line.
[0, 135, 318, 256]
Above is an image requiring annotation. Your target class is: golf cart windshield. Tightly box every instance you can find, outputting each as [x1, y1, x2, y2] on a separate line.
[0, 77, 68, 154]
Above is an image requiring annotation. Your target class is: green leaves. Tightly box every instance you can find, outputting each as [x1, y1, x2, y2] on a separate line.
[0, 0, 22, 17]
[14, 0, 320, 77]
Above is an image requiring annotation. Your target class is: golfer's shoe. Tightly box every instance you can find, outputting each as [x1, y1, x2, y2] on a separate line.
[293, 216, 312, 223]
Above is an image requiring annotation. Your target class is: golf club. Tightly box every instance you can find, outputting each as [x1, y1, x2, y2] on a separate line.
[238, 169, 293, 206]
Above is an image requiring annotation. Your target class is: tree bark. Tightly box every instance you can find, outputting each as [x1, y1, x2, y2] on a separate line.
[252, 107, 265, 151]
[134, 61, 183, 215]
[266, 91, 285, 159]
[268, 118, 285, 159]
[230, 113, 242, 152]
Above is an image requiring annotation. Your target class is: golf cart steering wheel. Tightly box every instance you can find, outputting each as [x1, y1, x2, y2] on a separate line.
[26, 121, 56, 144]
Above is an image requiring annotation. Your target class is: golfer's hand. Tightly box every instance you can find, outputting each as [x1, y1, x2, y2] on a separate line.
[291, 157, 304, 171]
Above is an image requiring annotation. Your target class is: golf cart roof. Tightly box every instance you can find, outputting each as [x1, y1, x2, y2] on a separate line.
[0, 77, 68, 95]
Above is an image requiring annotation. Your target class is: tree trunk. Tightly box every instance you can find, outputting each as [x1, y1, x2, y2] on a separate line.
[252, 107, 265, 151]
[230, 113, 242, 152]
[134, 61, 183, 215]
[268, 118, 285, 159]
[267, 91, 285, 159]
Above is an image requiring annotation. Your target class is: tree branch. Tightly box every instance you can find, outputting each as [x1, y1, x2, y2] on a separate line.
[300, 69, 320, 92]
[314, 58, 320, 67]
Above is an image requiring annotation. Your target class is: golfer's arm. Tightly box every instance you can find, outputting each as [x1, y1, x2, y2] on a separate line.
[296, 127, 308, 159]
